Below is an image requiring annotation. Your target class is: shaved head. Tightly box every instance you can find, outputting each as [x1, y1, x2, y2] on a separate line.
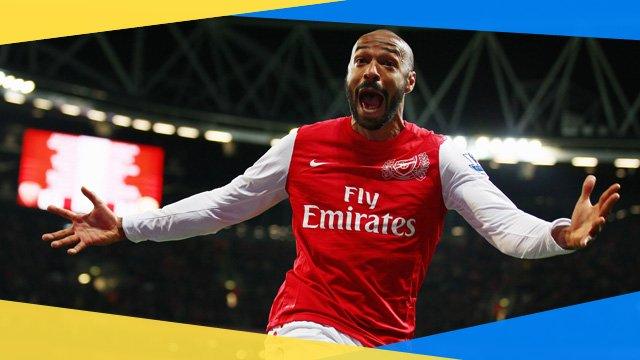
[352, 29, 414, 72]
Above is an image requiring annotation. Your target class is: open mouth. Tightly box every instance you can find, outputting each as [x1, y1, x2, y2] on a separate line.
[358, 88, 385, 112]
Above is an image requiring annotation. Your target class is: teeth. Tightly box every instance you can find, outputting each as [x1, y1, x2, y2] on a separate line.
[358, 89, 384, 111]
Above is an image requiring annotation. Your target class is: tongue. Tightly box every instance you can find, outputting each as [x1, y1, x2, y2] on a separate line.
[362, 93, 383, 110]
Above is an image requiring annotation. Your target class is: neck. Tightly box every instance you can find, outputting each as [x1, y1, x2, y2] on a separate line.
[351, 114, 405, 141]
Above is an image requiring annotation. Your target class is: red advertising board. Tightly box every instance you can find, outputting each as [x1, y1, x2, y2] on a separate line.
[18, 129, 164, 216]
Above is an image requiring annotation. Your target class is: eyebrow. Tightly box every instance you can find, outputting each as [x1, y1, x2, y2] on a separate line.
[354, 44, 402, 57]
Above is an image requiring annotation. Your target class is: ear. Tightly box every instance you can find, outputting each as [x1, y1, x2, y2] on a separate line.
[404, 70, 416, 94]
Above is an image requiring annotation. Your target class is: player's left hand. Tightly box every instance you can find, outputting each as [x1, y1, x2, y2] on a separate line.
[555, 175, 621, 250]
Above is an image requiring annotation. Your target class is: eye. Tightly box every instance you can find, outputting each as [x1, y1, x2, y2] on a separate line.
[381, 59, 398, 68]
[354, 57, 367, 65]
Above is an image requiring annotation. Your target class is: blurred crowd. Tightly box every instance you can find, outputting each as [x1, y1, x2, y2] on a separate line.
[1, 164, 638, 339]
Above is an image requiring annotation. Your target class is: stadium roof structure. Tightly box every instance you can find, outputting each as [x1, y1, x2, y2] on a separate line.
[0, 17, 639, 164]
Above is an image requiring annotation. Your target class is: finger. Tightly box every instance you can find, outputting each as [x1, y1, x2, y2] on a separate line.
[588, 217, 606, 237]
[81, 186, 103, 207]
[581, 235, 594, 247]
[68, 241, 87, 255]
[598, 183, 621, 205]
[51, 235, 80, 249]
[599, 192, 621, 216]
[47, 205, 79, 221]
[42, 227, 74, 241]
[580, 175, 596, 202]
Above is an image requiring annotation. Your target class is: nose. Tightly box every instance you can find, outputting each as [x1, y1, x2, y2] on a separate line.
[363, 62, 380, 82]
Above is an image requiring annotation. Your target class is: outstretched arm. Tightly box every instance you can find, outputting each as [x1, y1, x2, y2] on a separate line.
[42, 132, 296, 253]
[439, 139, 620, 259]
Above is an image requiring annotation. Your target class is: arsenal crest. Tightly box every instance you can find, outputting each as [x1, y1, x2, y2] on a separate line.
[382, 152, 430, 181]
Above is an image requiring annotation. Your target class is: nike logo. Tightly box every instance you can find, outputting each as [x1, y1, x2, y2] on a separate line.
[310, 159, 329, 167]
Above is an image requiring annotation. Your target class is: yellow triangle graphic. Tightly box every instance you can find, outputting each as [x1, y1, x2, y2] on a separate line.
[1, 0, 339, 45]
[0, 300, 452, 359]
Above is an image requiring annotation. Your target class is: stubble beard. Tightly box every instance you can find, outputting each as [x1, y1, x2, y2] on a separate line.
[346, 81, 404, 131]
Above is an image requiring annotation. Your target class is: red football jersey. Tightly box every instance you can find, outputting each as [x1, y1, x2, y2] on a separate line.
[125, 115, 571, 347]
[267, 116, 447, 346]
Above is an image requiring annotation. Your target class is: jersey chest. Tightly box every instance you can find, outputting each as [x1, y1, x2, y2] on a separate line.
[286, 131, 443, 235]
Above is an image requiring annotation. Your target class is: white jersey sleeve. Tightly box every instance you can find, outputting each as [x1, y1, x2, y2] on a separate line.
[122, 132, 296, 242]
[439, 139, 574, 259]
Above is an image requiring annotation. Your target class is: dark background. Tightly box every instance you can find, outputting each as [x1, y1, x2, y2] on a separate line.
[0, 17, 638, 338]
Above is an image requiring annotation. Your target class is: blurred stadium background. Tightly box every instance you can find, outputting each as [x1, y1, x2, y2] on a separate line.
[0, 17, 638, 337]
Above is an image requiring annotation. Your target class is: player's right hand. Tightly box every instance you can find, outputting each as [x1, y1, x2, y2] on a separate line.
[41, 186, 126, 255]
